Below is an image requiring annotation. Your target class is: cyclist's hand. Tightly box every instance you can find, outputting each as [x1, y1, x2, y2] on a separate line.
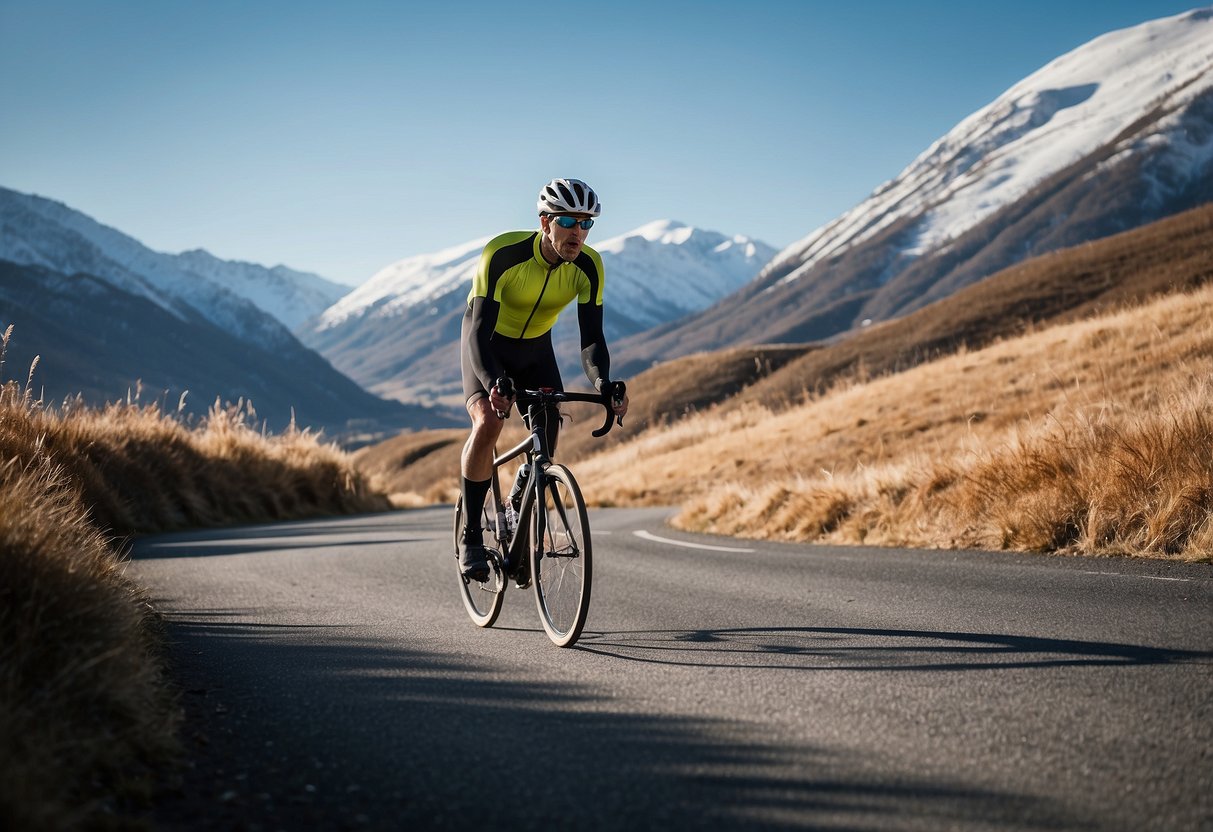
[604, 380, 628, 421]
[491, 377, 515, 419]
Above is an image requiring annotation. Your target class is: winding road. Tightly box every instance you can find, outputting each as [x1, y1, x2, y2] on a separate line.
[129, 507, 1213, 831]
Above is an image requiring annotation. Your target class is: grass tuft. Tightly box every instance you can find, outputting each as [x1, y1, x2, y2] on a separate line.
[0, 325, 389, 827]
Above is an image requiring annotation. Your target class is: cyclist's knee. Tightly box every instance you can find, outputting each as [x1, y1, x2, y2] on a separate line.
[468, 396, 504, 437]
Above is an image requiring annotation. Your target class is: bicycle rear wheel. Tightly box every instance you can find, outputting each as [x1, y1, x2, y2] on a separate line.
[453, 496, 506, 627]
[530, 464, 592, 647]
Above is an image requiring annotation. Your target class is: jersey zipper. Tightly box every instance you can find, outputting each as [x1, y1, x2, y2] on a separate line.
[519, 260, 557, 339]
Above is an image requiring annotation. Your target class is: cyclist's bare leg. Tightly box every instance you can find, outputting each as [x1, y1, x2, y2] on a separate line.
[462, 396, 504, 481]
[457, 395, 506, 580]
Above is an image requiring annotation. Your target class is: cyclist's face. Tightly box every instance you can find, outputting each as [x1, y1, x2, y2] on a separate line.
[541, 213, 591, 261]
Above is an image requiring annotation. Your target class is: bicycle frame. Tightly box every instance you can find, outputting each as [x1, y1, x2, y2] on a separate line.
[488, 388, 617, 576]
[489, 398, 558, 576]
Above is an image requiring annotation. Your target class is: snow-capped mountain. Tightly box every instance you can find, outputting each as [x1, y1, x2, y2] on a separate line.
[0, 187, 451, 433]
[301, 221, 775, 406]
[173, 248, 348, 330]
[315, 236, 490, 331]
[612, 8, 1213, 373]
[773, 7, 1213, 286]
[593, 220, 777, 330]
[0, 187, 349, 338]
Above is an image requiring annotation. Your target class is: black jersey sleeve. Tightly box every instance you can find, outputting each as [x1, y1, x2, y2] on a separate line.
[577, 300, 611, 391]
[467, 295, 506, 392]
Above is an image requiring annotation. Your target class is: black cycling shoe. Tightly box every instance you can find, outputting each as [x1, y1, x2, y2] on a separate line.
[459, 528, 490, 582]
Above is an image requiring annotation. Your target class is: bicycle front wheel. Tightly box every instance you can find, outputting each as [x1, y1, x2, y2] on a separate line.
[531, 464, 592, 647]
[453, 496, 506, 627]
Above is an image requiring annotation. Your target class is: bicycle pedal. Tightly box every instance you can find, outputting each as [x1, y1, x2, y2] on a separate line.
[512, 561, 531, 589]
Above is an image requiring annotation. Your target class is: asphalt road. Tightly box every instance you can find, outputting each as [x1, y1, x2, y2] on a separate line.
[128, 506, 1213, 831]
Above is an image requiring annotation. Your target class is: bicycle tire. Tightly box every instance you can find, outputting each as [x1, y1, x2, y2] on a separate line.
[453, 495, 506, 627]
[530, 464, 592, 647]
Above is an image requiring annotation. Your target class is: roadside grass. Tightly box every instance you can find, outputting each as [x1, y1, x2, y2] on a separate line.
[580, 284, 1213, 561]
[0, 326, 388, 828]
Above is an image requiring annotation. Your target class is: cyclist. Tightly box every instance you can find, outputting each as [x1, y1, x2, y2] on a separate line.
[458, 177, 629, 581]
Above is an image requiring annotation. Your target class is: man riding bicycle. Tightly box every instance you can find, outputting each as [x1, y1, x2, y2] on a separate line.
[458, 177, 629, 581]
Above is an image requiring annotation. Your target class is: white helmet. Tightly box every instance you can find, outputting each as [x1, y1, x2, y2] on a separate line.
[537, 178, 601, 217]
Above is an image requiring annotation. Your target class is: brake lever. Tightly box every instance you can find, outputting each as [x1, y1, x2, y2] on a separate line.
[592, 382, 626, 436]
[612, 382, 626, 428]
[493, 376, 514, 420]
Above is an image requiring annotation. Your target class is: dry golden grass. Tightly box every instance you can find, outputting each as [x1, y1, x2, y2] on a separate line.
[581, 284, 1213, 561]
[0, 326, 389, 827]
[353, 427, 470, 507]
[8, 393, 389, 537]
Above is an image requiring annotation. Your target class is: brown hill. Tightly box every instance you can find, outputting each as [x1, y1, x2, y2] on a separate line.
[730, 200, 1213, 411]
[581, 280, 1213, 559]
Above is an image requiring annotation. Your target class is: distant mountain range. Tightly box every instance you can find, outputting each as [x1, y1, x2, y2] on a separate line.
[5, 9, 1209, 435]
[609, 7, 1213, 376]
[0, 187, 457, 435]
[300, 221, 776, 406]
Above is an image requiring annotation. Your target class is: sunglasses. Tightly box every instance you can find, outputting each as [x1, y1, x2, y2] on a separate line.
[552, 215, 594, 230]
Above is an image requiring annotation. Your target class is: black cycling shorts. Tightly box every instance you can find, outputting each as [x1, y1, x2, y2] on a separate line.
[460, 306, 563, 405]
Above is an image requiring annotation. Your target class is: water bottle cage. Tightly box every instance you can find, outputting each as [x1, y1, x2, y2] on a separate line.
[508, 463, 531, 511]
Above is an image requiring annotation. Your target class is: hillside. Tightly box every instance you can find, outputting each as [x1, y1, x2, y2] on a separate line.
[723, 201, 1213, 412]
[0, 187, 461, 435]
[609, 9, 1213, 376]
[0, 260, 457, 436]
[354, 204, 1213, 511]
[579, 279, 1213, 559]
[0, 186, 348, 332]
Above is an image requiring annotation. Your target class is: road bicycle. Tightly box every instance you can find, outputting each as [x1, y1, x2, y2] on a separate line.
[453, 380, 624, 647]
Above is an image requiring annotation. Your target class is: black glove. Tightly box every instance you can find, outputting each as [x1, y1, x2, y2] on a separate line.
[602, 380, 626, 405]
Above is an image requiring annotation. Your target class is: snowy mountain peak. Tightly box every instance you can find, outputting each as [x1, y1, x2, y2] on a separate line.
[596, 219, 764, 253]
[605, 219, 696, 246]
[0, 187, 350, 335]
[768, 6, 1213, 285]
[312, 221, 777, 335]
[315, 235, 491, 330]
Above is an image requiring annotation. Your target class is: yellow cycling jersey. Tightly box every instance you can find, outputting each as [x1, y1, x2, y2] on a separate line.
[467, 231, 605, 339]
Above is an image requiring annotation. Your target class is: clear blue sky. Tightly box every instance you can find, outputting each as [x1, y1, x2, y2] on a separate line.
[1, 1, 1202, 285]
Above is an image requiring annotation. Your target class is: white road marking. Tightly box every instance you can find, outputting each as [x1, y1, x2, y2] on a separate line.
[1082, 571, 1191, 583]
[632, 530, 755, 553]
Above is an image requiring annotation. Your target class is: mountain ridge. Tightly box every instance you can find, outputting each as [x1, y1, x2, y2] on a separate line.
[609, 8, 1213, 375]
[0, 186, 350, 334]
[0, 188, 457, 434]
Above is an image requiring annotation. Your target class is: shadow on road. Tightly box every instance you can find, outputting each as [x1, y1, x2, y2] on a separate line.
[574, 626, 1212, 671]
[149, 612, 1087, 831]
[128, 511, 445, 559]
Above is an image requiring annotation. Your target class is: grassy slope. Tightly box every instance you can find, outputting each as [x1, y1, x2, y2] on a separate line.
[726, 202, 1213, 411]
[579, 282, 1213, 559]
[0, 344, 389, 828]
